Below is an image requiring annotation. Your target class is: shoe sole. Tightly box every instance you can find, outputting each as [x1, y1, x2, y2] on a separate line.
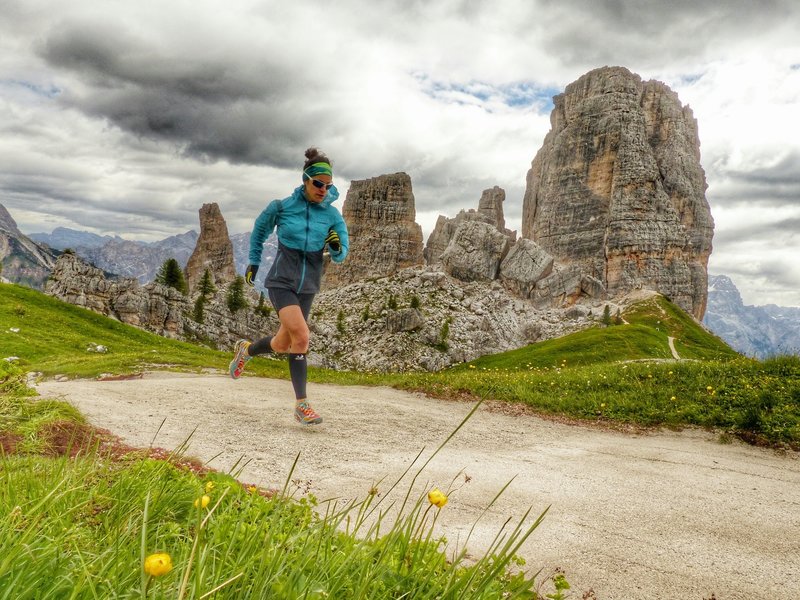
[229, 341, 250, 379]
[294, 414, 323, 426]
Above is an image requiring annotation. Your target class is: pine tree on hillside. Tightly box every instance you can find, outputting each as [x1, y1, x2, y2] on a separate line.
[227, 276, 248, 313]
[199, 268, 216, 297]
[156, 258, 188, 295]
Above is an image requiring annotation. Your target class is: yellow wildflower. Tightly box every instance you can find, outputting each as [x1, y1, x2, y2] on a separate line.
[428, 488, 448, 508]
[194, 495, 210, 509]
[248, 485, 258, 494]
[144, 553, 173, 577]
[205, 481, 215, 493]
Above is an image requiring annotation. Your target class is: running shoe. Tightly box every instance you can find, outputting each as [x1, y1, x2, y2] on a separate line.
[229, 340, 251, 379]
[295, 401, 323, 425]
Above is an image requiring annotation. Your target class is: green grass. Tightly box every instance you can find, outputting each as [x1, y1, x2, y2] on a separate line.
[452, 295, 738, 372]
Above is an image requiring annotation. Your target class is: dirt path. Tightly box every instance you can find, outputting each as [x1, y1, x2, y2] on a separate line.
[37, 373, 800, 600]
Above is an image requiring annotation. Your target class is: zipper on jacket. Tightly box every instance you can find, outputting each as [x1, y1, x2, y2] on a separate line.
[297, 201, 310, 293]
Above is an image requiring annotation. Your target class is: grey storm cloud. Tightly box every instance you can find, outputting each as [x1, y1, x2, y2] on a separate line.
[728, 151, 800, 188]
[713, 216, 800, 246]
[709, 151, 800, 207]
[37, 21, 326, 169]
[537, 0, 798, 69]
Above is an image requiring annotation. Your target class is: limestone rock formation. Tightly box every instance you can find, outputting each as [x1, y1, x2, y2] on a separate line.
[184, 203, 237, 292]
[477, 186, 514, 237]
[425, 187, 516, 265]
[521, 66, 713, 319]
[322, 173, 424, 288]
[311, 266, 597, 372]
[440, 221, 510, 282]
[499, 238, 554, 299]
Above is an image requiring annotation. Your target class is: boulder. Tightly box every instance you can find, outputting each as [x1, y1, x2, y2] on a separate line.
[499, 238, 554, 299]
[441, 220, 510, 282]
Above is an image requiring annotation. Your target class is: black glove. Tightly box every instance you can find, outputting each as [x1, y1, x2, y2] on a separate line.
[325, 228, 341, 252]
[245, 264, 259, 287]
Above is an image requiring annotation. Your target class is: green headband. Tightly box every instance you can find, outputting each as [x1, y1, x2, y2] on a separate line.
[303, 162, 333, 178]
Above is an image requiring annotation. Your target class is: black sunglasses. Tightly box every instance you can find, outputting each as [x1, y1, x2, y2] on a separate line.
[308, 178, 333, 190]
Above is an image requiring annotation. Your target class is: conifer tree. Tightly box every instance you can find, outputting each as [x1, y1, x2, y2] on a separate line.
[155, 258, 188, 295]
[227, 276, 248, 313]
[193, 295, 206, 323]
[199, 268, 216, 297]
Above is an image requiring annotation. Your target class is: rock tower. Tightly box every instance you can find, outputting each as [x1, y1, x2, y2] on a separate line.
[184, 203, 237, 292]
[521, 66, 714, 319]
[323, 173, 424, 288]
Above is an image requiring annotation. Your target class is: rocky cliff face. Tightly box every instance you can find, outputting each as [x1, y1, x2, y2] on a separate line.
[184, 203, 237, 292]
[425, 186, 516, 266]
[45, 252, 274, 348]
[311, 265, 599, 372]
[0, 203, 57, 289]
[322, 173, 424, 288]
[522, 66, 713, 319]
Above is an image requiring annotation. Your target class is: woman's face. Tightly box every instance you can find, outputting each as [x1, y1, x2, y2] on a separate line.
[303, 174, 333, 203]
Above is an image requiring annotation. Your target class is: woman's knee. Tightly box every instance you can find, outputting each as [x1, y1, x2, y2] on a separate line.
[271, 337, 291, 353]
[290, 329, 310, 353]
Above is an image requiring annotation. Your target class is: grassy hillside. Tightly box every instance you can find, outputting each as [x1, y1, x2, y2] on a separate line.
[456, 294, 737, 372]
[0, 282, 285, 379]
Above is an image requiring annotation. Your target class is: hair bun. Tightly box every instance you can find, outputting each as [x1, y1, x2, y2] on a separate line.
[303, 147, 332, 170]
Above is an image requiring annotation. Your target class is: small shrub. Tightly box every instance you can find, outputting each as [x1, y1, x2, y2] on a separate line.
[192, 296, 206, 323]
[361, 305, 371, 321]
[337, 310, 346, 334]
[436, 317, 452, 352]
[410, 295, 421, 309]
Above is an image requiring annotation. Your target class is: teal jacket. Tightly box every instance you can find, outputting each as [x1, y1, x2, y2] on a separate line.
[249, 185, 349, 293]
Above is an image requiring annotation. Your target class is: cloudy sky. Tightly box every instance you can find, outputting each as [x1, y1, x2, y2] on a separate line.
[1, 0, 799, 306]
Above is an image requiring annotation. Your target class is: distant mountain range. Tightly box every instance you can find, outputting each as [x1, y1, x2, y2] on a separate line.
[28, 226, 277, 285]
[703, 274, 800, 358]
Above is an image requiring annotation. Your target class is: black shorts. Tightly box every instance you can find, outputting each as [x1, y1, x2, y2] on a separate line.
[267, 288, 315, 320]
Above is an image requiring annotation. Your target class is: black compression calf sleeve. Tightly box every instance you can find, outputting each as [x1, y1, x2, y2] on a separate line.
[248, 336, 274, 356]
[288, 353, 307, 400]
